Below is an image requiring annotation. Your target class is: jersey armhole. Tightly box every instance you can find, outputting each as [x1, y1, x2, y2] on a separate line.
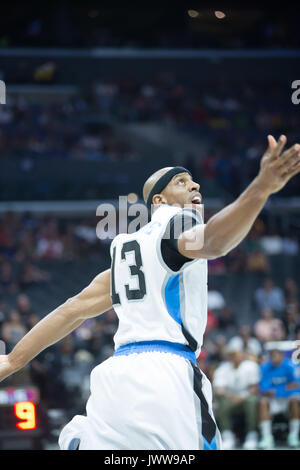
[158, 209, 202, 273]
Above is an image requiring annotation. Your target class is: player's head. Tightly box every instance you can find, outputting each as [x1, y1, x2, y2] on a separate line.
[225, 341, 245, 365]
[270, 348, 284, 366]
[143, 166, 201, 210]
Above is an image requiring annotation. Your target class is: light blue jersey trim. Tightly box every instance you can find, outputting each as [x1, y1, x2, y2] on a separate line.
[67, 438, 80, 450]
[114, 340, 196, 364]
[203, 435, 217, 450]
[164, 274, 182, 325]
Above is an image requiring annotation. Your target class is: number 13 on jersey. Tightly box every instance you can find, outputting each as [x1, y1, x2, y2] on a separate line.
[111, 240, 147, 305]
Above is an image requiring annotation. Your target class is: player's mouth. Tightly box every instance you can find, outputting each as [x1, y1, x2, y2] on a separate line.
[191, 193, 202, 205]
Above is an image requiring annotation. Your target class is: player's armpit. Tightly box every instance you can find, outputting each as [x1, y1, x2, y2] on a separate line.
[177, 224, 221, 260]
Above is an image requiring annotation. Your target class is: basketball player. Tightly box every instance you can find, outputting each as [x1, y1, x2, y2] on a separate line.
[0, 135, 300, 450]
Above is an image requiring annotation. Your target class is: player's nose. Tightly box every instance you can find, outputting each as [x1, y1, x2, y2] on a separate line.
[189, 180, 200, 192]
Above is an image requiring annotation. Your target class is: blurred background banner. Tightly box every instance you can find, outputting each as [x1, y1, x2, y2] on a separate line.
[0, 3, 299, 450]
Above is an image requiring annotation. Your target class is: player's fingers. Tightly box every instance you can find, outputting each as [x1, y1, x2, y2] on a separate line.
[267, 135, 277, 152]
[282, 159, 300, 180]
[277, 144, 300, 168]
[271, 134, 287, 158]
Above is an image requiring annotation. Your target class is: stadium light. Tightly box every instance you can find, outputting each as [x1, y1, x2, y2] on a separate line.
[214, 11, 226, 19]
[187, 10, 199, 18]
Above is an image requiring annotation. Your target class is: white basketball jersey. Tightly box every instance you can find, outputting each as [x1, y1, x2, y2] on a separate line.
[110, 204, 208, 357]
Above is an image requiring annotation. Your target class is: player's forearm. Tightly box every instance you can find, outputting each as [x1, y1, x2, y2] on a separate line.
[7, 298, 85, 373]
[204, 175, 270, 257]
[6, 269, 112, 375]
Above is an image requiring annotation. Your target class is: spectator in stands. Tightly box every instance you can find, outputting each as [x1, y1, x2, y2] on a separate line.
[227, 325, 262, 361]
[225, 246, 247, 273]
[74, 219, 98, 245]
[0, 260, 19, 294]
[18, 261, 51, 289]
[205, 334, 228, 364]
[35, 218, 64, 260]
[53, 335, 82, 410]
[89, 320, 108, 363]
[24, 312, 40, 330]
[284, 277, 300, 306]
[207, 286, 226, 311]
[254, 277, 286, 314]
[217, 307, 237, 336]
[208, 257, 226, 275]
[1, 309, 28, 353]
[205, 309, 219, 335]
[258, 348, 300, 449]
[254, 308, 286, 343]
[282, 302, 300, 340]
[0, 300, 6, 330]
[16, 293, 34, 319]
[73, 318, 97, 352]
[200, 151, 218, 181]
[213, 342, 260, 450]
[16, 230, 36, 261]
[246, 249, 270, 274]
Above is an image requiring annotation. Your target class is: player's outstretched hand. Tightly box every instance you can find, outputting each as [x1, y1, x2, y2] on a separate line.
[258, 135, 300, 195]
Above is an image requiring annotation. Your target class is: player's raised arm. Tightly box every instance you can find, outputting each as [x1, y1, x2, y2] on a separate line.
[178, 135, 300, 260]
[0, 268, 112, 382]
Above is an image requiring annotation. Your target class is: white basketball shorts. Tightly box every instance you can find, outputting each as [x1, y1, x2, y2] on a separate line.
[58, 345, 222, 450]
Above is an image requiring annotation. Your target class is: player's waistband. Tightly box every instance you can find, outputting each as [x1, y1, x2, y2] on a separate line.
[113, 340, 196, 364]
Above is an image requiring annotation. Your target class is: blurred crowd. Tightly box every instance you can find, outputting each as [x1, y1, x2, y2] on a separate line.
[0, 94, 138, 163]
[85, 75, 300, 197]
[0, 210, 104, 293]
[1, 73, 299, 199]
[0, 209, 298, 297]
[0, 209, 300, 449]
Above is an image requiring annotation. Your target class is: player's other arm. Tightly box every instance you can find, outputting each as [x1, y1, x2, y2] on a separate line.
[178, 135, 300, 260]
[0, 269, 112, 382]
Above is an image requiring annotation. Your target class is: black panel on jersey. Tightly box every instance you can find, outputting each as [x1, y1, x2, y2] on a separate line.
[161, 210, 199, 272]
[190, 361, 217, 444]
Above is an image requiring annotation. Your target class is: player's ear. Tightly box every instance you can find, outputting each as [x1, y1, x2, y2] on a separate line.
[152, 194, 167, 205]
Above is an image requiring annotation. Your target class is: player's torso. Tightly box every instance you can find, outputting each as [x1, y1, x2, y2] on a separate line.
[109, 205, 208, 355]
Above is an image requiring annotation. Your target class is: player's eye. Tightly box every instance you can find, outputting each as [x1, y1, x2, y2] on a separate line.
[177, 178, 185, 184]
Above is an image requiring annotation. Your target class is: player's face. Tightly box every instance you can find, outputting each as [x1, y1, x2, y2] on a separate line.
[270, 350, 283, 365]
[161, 172, 202, 209]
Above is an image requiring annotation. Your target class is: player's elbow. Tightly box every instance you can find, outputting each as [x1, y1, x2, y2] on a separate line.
[204, 238, 233, 259]
[178, 237, 226, 260]
[198, 237, 229, 259]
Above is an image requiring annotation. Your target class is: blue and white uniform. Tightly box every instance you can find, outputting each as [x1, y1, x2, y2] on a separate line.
[59, 204, 221, 450]
[259, 357, 300, 415]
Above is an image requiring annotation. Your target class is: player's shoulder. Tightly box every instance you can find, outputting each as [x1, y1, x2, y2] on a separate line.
[109, 232, 131, 256]
[151, 204, 181, 222]
[157, 207, 204, 247]
[283, 358, 296, 370]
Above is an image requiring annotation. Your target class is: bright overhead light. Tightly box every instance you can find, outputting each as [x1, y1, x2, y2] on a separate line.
[187, 10, 199, 18]
[214, 11, 226, 19]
